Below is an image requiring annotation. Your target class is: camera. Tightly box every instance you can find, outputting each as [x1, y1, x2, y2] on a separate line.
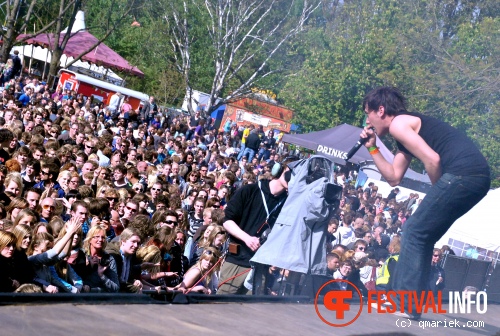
[260, 228, 271, 245]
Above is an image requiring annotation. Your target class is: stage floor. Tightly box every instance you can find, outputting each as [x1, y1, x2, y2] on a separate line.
[1, 301, 499, 336]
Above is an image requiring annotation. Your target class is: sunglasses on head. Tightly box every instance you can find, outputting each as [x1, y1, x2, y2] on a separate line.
[203, 250, 219, 258]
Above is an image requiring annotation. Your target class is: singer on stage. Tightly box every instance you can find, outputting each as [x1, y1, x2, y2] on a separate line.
[359, 87, 490, 319]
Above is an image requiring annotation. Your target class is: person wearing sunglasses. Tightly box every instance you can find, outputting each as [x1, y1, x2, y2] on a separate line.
[39, 197, 55, 223]
[353, 240, 369, 254]
[174, 247, 220, 294]
[429, 248, 445, 297]
[122, 200, 139, 221]
[33, 162, 58, 192]
[84, 141, 96, 156]
[132, 183, 144, 193]
[147, 182, 163, 214]
[152, 210, 178, 231]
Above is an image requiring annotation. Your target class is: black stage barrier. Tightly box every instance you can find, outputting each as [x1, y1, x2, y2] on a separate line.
[441, 254, 491, 295]
[486, 262, 500, 303]
[0, 291, 312, 306]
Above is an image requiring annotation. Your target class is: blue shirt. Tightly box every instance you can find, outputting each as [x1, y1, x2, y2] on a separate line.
[19, 93, 30, 106]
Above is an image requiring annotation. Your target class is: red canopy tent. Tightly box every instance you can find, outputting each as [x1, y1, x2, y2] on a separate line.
[17, 31, 144, 77]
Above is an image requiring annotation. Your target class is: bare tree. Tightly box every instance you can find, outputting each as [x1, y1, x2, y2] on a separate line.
[45, 0, 81, 85]
[0, 0, 78, 62]
[46, 0, 140, 86]
[165, 0, 320, 115]
[165, 0, 193, 111]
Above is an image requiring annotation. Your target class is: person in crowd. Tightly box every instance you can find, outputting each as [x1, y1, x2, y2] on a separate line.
[174, 247, 220, 294]
[13, 209, 39, 228]
[375, 236, 401, 292]
[26, 218, 82, 293]
[10, 224, 35, 285]
[0, 230, 21, 292]
[6, 197, 29, 223]
[217, 157, 294, 295]
[81, 225, 119, 292]
[105, 228, 143, 293]
[428, 248, 445, 296]
[184, 197, 206, 260]
[326, 252, 341, 277]
[39, 197, 56, 223]
[166, 228, 189, 287]
[24, 187, 41, 211]
[189, 224, 227, 267]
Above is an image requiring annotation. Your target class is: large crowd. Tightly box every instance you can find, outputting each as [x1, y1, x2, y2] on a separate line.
[0, 73, 450, 297]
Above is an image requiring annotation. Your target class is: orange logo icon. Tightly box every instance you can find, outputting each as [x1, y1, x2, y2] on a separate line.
[314, 279, 363, 327]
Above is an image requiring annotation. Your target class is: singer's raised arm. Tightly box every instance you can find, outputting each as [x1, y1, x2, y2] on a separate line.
[361, 125, 412, 186]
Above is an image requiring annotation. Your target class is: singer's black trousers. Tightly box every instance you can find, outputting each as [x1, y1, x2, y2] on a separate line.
[390, 173, 490, 316]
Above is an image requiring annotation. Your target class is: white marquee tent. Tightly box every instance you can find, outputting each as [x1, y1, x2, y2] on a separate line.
[436, 188, 500, 258]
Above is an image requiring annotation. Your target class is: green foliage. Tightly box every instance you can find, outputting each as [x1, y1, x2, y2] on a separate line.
[277, 0, 499, 183]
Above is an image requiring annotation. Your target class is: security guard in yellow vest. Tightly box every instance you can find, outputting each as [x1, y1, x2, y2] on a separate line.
[376, 254, 399, 289]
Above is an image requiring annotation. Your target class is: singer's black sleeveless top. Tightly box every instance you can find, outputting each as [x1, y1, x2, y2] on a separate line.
[395, 111, 490, 176]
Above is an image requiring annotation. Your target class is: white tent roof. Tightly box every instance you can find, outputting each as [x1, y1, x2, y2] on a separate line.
[13, 11, 125, 83]
[12, 45, 123, 83]
[436, 188, 500, 254]
[61, 10, 86, 33]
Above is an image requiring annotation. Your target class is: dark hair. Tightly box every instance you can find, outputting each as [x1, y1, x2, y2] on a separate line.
[155, 194, 169, 207]
[0, 128, 14, 143]
[32, 145, 45, 155]
[43, 162, 60, 182]
[206, 196, 221, 209]
[25, 187, 42, 196]
[127, 166, 139, 178]
[75, 151, 88, 162]
[362, 86, 407, 117]
[89, 198, 111, 217]
[26, 159, 41, 173]
[114, 164, 127, 175]
[66, 189, 82, 200]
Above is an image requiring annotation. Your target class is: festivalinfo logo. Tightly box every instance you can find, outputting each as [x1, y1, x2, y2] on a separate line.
[314, 279, 488, 327]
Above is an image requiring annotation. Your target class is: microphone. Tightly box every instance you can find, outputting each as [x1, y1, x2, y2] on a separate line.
[345, 128, 375, 161]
